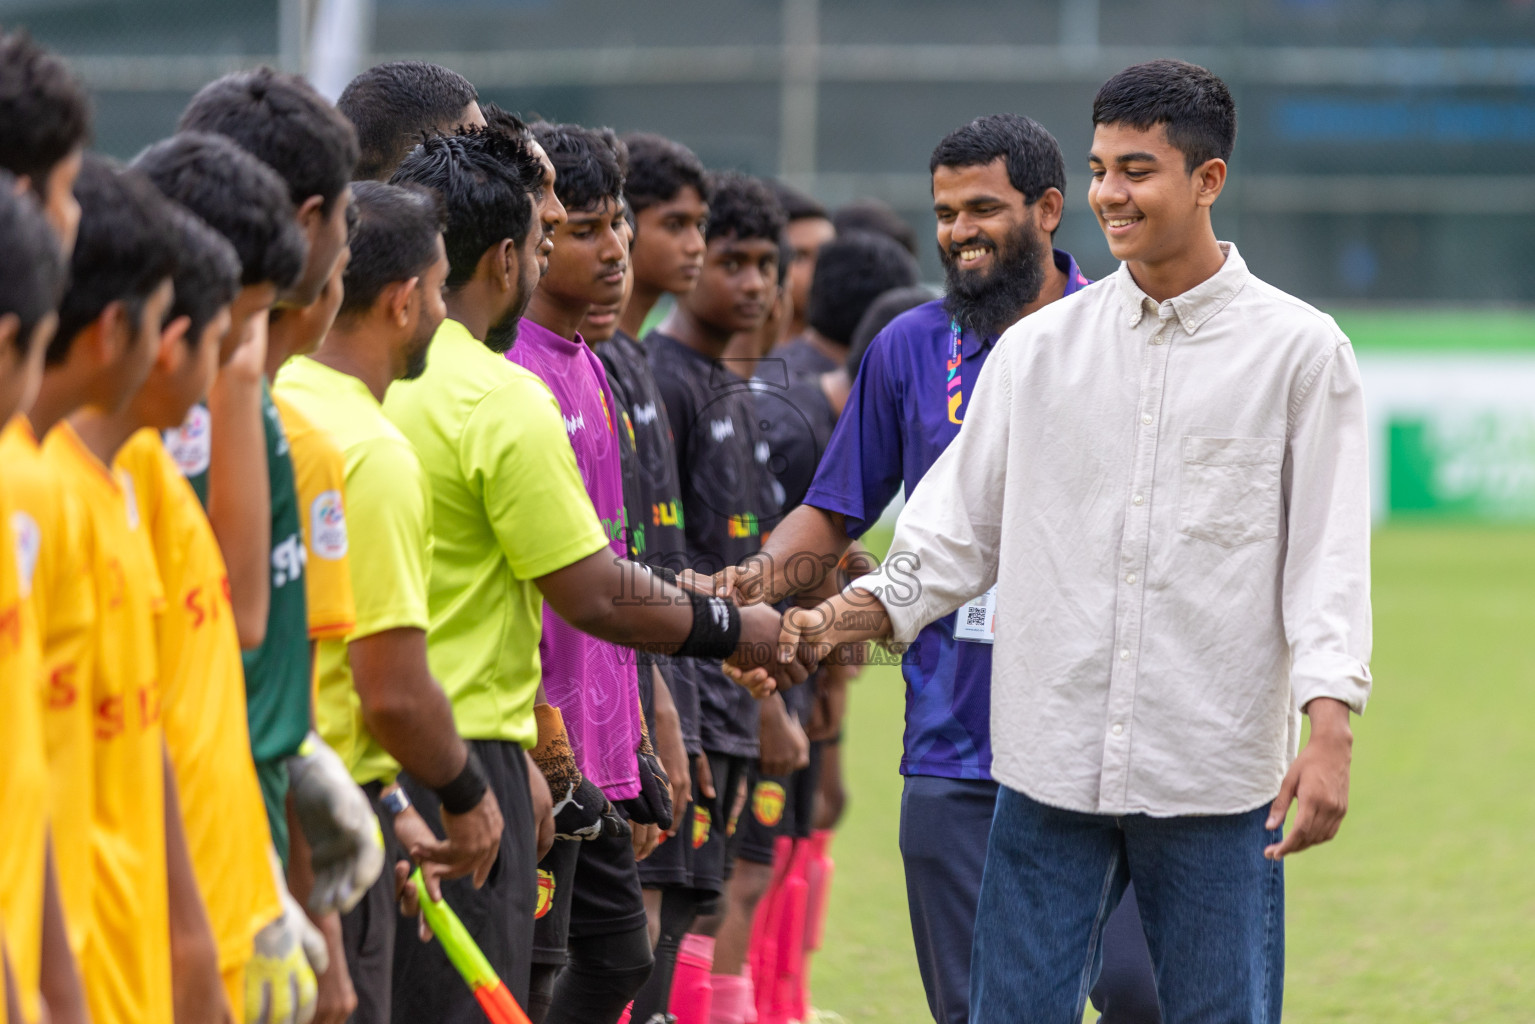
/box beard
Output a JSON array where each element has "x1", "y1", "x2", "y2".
[
  {"x1": 482, "y1": 267, "x2": 538, "y2": 354},
  {"x1": 402, "y1": 332, "x2": 431, "y2": 380},
  {"x1": 939, "y1": 214, "x2": 1049, "y2": 336}
]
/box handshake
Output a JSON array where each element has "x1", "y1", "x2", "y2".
[{"x1": 679, "y1": 562, "x2": 869, "y2": 700}]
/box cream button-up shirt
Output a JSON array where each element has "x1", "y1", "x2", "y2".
[{"x1": 852, "y1": 243, "x2": 1373, "y2": 817}]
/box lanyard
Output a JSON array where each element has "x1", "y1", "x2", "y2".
[{"x1": 945, "y1": 318, "x2": 964, "y2": 425}]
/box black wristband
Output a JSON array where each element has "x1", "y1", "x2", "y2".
[
  {"x1": 433, "y1": 749, "x2": 489, "y2": 815},
  {"x1": 676, "y1": 591, "x2": 741, "y2": 660},
  {"x1": 649, "y1": 564, "x2": 678, "y2": 587}
]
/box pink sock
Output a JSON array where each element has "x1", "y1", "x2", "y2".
[
  {"x1": 709, "y1": 973, "x2": 753, "y2": 1024},
  {"x1": 670, "y1": 934, "x2": 716, "y2": 1024}
]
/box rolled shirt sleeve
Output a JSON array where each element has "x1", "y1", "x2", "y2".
[
  {"x1": 1282, "y1": 334, "x2": 1374, "y2": 715},
  {"x1": 849, "y1": 347, "x2": 1009, "y2": 644}
]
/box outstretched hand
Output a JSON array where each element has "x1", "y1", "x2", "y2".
[{"x1": 726, "y1": 603, "x2": 818, "y2": 696}]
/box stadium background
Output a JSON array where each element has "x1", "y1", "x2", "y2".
[{"x1": 8, "y1": 0, "x2": 1534, "y2": 1018}]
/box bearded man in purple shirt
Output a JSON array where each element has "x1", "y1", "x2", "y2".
[{"x1": 710, "y1": 115, "x2": 1161, "y2": 1024}]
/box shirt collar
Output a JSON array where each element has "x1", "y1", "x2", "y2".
[
  {"x1": 1117, "y1": 241, "x2": 1249, "y2": 334},
  {"x1": 515, "y1": 316, "x2": 585, "y2": 357},
  {"x1": 961, "y1": 248, "x2": 1091, "y2": 359}
]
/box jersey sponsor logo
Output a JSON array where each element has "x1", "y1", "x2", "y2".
[
  {"x1": 752, "y1": 781, "x2": 786, "y2": 827},
  {"x1": 12, "y1": 510, "x2": 39, "y2": 599},
  {"x1": 598, "y1": 390, "x2": 614, "y2": 435},
  {"x1": 535, "y1": 869, "x2": 556, "y2": 919},
  {"x1": 563, "y1": 410, "x2": 586, "y2": 437},
  {"x1": 620, "y1": 409, "x2": 636, "y2": 450},
  {"x1": 46, "y1": 663, "x2": 79, "y2": 710},
  {"x1": 632, "y1": 402, "x2": 659, "y2": 427},
  {"x1": 726, "y1": 513, "x2": 759, "y2": 539},
  {"x1": 163, "y1": 404, "x2": 212, "y2": 477},
  {"x1": 309, "y1": 489, "x2": 348, "y2": 560},
  {"x1": 95, "y1": 680, "x2": 161, "y2": 739},
  {"x1": 709, "y1": 417, "x2": 736, "y2": 443},
  {"x1": 691, "y1": 804, "x2": 711, "y2": 849},
  {"x1": 755, "y1": 441, "x2": 771, "y2": 465},
  {"x1": 651, "y1": 500, "x2": 681, "y2": 528},
  {"x1": 271, "y1": 532, "x2": 306, "y2": 588}
]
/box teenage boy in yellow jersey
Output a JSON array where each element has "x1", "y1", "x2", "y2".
[
  {"x1": 131, "y1": 130, "x2": 332, "y2": 1024},
  {"x1": 36, "y1": 154, "x2": 226, "y2": 1024},
  {"x1": 278, "y1": 179, "x2": 508, "y2": 1024},
  {"x1": 0, "y1": 33, "x2": 93, "y2": 1024},
  {"x1": 0, "y1": 179, "x2": 83, "y2": 1024}
]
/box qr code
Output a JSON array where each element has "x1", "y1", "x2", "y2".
[{"x1": 965, "y1": 605, "x2": 988, "y2": 628}]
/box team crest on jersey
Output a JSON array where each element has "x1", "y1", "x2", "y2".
[
  {"x1": 691, "y1": 804, "x2": 711, "y2": 849},
  {"x1": 163, "y1": 404, "x2": 212, "y2": 477},
  {"x1": 535, "y1": 869, "x2": 556, "y2": 919},
  {"x1": 752, "y1": 781, "x2": 786, "y2": 827},
  {"x1": 11, "y1": 511, "x2": 39, "y2": 599},
  {"x1": 309, "y1": 489, "x2": 348, "y2": 560},
  {"x1": 621, "y1": 409, "x2": 636, "y2": 449}
]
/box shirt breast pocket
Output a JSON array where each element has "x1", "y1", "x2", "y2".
[{"x1": 1178, "y1": 436, "x2": 1283, "y2": 548}]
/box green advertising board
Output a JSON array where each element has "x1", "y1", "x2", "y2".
[{"x1": 1389, "y1": 413, "x2": 1535, "y2": 520}]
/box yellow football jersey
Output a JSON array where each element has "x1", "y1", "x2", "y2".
[
  {"x1": 0, "y1": 418, "x2": 97, "y2": 962},
  {"x1": 272, "y1": 394, "x2": 355, "y2": 644},
  {"x1": 44, "y1": 423, "x2": 173, "y2": 1024},
  {"x1": 116, "y1": 429, "x2": 282, "y2": 985},
  {"x1": 0, "y1": 428, "x2": 49, "y2": 1024}
]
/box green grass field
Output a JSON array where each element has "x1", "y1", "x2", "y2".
[{"x1": 808, "y1": 525, "x2": 1535, "y2": 1022}]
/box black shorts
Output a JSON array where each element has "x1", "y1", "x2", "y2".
[
  {"x1": 731, "y1": 742, "x2": 823, "y2": 866},
  {"x1": 533, "y1": 818, "x2": 649, "y2": 964},
  {"x1": 688, "y1": 750, "x2": 753, "y2": 897},
  {"x1": 392, "y1": 739, "x2": 537, "y2": 1021},
  {"x1": 340, "y1": 782, "x2": 401, "y2": 1024}
]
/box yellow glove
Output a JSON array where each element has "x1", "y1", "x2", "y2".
[{"x1": 246, "y1": 850, "x2": 324, "y2": 1024}]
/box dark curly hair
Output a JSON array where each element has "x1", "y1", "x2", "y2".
[
  {"x1": 0, "y1": 31, "x2": 91, "y2": 187},
  {"x1": 133, "y1": 131, "x2": 306, "y2": 292},
  {"x1": 531, "y1": 122, "x2": 625, "y2": 213},
  {"x1": 180, "y1": 67, "x2": 359, "y2": 213},
  {"x1": 390, "y1": 126, "x2": 543, "y2": 288},
  {"x1": 703, "y1": 170, "x2": 784, "y2": 246},
  {"x1": 621, "y1": 132, "x2": 710, "y2": 215}
]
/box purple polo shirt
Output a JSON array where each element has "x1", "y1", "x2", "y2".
[
  {"x1": 509, "y1": 318, "x2": 640, "y2": 800},
  {"x1": 802, "y1": 249, "x2": 1090, "y2": 780}
]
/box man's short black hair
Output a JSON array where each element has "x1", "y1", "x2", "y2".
[
  {"x1": 0, "y1": 172, "x2": 67, "y2": 345},
  {"x1": 0, "y1": 31, "x2": 91, "y2": 187},
  {"x1": 1092, "y1": 60, "x2": 1236, "y2": 173},
  {"x1": 480, "y1": 102, "x2": 530, "y2": 140},
  {"x1": 929, "y1": 114, "x2": 1067, "y2": 208},
  {"x1": 180, "y1": 67, "x2": 359, "y2": 213},
  {"x1": 621, "y1": 132, "x2": 710, "y2": 216},
  {"x1": 338, "y1": 60, "x2": 479, "y2": 181},
  {"x1": 832, "y1": 198, "x2": 917, "y2": 255},
  {"x1": 807, "y1": 231, "x2": 921, "y2": 346},
  {"x1": 340, "y1": 181, "x2": 445, "y2": 318},
  {"x1": 770, "y1": 180, "x2": 827, "y2": 223},
  {"x1": 133, "y1": 132, "x2": 306, "y2": 292},
  {"x1": 531, "y1": 121, "x2": 625, "y2": 213},
  {"x1": 846, "y1": 284, "x2": 936, "y2": 380},
  {"x1": 703, "y1": 171, "x2": 784, "y2": 246},
  {"x1": 53, "y1": 155, "x2": 179, "y2": 364},
  {"x1": 389, "y1": 126, "x2": 542, "y2": 289},
  {"x1": 163, "y1": 202, "x2": 241, "y2": 345}
]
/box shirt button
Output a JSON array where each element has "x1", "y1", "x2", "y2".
[
  {"x1": 1112, "y1": 723, "x2": 1124, "y2": 736},
  {"x1": 1119, "y1": 648, "x2": 1130, "y2": 661},
  {"x1": 1142, "y1": 414, "x2": 1153, "y2": 425},
  {"x1": 1125, "y1": 573, "x2": 1137, "y2": 584},
  {"x1": 1132, "y1": 494, "x2": 1144, "y2": 506},
  {"x1": 1151, "y1": 337, "x2": 1164, "y2": 345}
]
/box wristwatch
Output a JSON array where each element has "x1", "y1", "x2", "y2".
[{"x1": 380, "y1": 785, "x2": 411, "y2": 816}]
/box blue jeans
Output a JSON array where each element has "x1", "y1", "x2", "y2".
[
  {"x1": 901, "y1": 777, "x2": 1161, "y2": 1024},
  {"x1": 971, "y1": 786, "x2": 1284, "y2": 1024}
]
